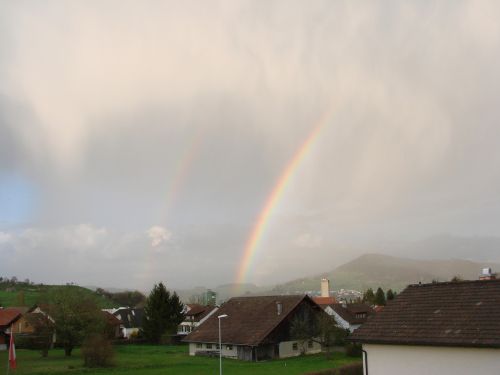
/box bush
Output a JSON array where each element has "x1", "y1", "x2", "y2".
[
  {"x1": 345, "y1": 343, "x2": 362, "y2": 357},
  {"x1": 81, "y1": 334, "x2": 115, "y2": 368},
  {"x1": 304, "y1": 362, "x2": 363, "y2": 375}
]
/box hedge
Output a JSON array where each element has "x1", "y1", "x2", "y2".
[{"x1": 303, "y1": 361, "x2": 363, "y2": 375}]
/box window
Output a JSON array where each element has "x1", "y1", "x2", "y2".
[
  {"x1": 216, "y1": 344, "x2": 220, "y2": 349},
  {"x1": 206, "y1": 344, "x2": 212, "y2": 349},
  {"x1": 292, "y1": 343, "x2": 298, "y2": 351},
  {"x1": 308, "y1": 340, "x2": 313, "y2": 349},
  {"x1": 226, "y1": 345, "x2": 233, "y2": 350},
  {"x1": 196, "y1": 343, "x2": 202, "y2": 349}
]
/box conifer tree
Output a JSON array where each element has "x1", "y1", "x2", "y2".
[
  {"x1": 386, "y1": 289, "x2": 395, "y2": 301},
  {"x1": 142, "y1": 282, "x2": 184, "y2": 344},
  {"x1": 362, "y1": 288, "x2": 375, "y2": 304},
  {"x1": 374, "y1": 287, "x2": 386, "y2": 306}
]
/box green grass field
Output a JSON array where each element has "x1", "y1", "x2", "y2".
[
  {"x1": 0, "y1": 345, "x2": 360, "y2": 375},
  {"x1": 0, "y1": 285, "x2": 116, "y2": 309}
]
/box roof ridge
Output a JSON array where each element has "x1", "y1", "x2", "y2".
[{"x1": 408, "y1": 279, "x2": 500, "y2": 288}]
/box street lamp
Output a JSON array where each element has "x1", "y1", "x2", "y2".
[{"x1": 218, "y1": 314, "x2": 228, "y2": 375}]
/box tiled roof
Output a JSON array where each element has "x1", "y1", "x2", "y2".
[
  {"x1": 312, "y1": 296, "x2": 337, "y2": 306},
  {"x1": 330, "y1": 303, "x2": 373, "y2": 324},
  {"x1": 349, "y1": 279, "x2": 500, "y2": 348},
  {"x1": 3, "y1": 306, "x2": 30, "y2": 315},
  {"x1": 183, "y1": 295, "x2": 314, "y2": 346},
  {"x1": 0, "y1": 310, "x2": 21, "y2": 327},
  {"x1": 102, "y1": 311, "x2": 121, "y2": 326},
  {"x1": 185, "y1": 304, "x2": 216, "y2": 319}
]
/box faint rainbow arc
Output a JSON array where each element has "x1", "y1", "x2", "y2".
[{"x1": 235, "y1": 109, "x2": 333, "y2": 285}]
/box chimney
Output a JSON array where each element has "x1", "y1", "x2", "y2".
[
  {"x1": 321, "y1": 278, "x2": 330, "y2": 298},
  {"x1": 276, "y1": 301, "x2": 282, "y2": 316},
  {"x1": 479, "y1": 268, "x2": 497, "y2": 280}
]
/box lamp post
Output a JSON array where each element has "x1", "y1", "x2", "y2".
[{"x1": 218, "y1": 314, "x2": 228, "y2": 375}]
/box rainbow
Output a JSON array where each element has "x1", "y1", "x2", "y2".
[
  {"x1": 235, "y1": 108, "x2": 334, "y2": 286},
  {"x1": 155, "y1": 130, "x2": 204, "y2": 224}
]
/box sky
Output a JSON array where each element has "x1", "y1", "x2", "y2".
[{"x1": 1, "y1": 1, "x2": 500, "y2": 291}]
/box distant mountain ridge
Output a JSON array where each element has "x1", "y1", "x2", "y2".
[{"x1": 271, "y1": 253, "x2": 500, "y2": 293}]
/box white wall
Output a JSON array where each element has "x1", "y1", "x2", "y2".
[
  {"x1": 188, "y1": 342, "x2": 238, "y2": 358},
  {"x1": 363, "y1": 344, "x2": 500, "y2": 375},
  {"x1": 279, "y1": 340, "x2": 322, "y2": 358}
]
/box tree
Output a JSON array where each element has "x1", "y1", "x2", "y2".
[
  {"x1": 386, "y1": 289, "x2": 395, "y2": 301},
  {"x1": 43, "y1": 287, "x2": 104, "y2": 356},
  {"x1": 142, "y1": 282, "x2": 184, "y2": 344},
  {"x1": 290, "y1": 309, "x2": 347, "y2": 358},
  {"x1": 81, "y1": 334, "x2": 114, "y2": 368},
  {"x1": 25, "y1": 313, "x2": 55, "y2": 357},
  {"x1": 374, "y1": 287, "x2": 386, "y2": 306},
  {"x1": 96, "y1": 288, "x2": 146, "y2": 308},
  {"x1": 362, "y1": 288, "x2": 375, "y2": 305}
]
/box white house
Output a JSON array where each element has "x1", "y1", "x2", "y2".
[
  {"x1": 324, "y1": 303, "x2": 373, "y2": 332},
  {"x1": 177, "y1": 304, "x2": 218, "y2": 335},
  {"x1": 112, "y1": 307, "x2": 143, "y2": 338},
  {"x1": 349, "y1": 278, "x2": 500, "y2": 375}
]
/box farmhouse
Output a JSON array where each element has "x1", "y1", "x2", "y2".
[
  {"x1": 183, "y1": 295, "x2": 324, "y2": 361},
  {"x1": 349, "y1": 278, "x2": 500, "y2": 375}
]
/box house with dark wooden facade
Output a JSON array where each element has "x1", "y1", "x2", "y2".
[{"x1": 183, "y1": 295, "x2": 324, "y2": 361}]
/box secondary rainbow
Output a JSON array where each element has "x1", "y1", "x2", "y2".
[{"x1": 235, "y1": 108, "x2": 334, "y2": 285}]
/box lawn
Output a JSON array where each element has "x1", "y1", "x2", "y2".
[{"x1": 0, "y1": 345, "x2": 360, "y2": 375}]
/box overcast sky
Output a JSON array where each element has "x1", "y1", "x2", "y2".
[{"x1": 1, "y1": 1, "x2": 500, "y2": 291}]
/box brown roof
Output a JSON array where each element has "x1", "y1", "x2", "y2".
[
  {"x1": 312, "y1": 296, "x2": 337, "y2": 306},
  {"x1": 350, "y1": 279, "x2": 500, "y2": 348},
  {"x1": 183, "y1": 295, "x2": 313, "y2": 346},
  {"x1": 330, "y1": 303, "x2": 374, "y2": 324},
  {"x1": 0, "y1": 310, "x2": 21, "y2": 327},
  {"x1": 3, "y1": 306, "x2": 31, "y2": 315},
  {"x1": 102, "y1": 311, "x2": 122, "y2": 326},
  {"x1": 185, "y1": 304, "x2": 216, "y2": 321}
]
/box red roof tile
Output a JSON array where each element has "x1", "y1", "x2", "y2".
[
  {"x1": 312, "y1": 296, "x2": 337, "y2": 305},
  {"x1": 0, "y1": 310, "x2": 21, "y2": 327}
]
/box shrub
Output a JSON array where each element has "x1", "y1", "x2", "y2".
[
  {"x1": 81, "y1": 334, "x2": 115, "y2": 368},
  {"x1": 345, "y1": 342, "x2": 362, "y2": 357},
  {"x1": 304, "y1": 362, "x2": 363, "y2": 375}
]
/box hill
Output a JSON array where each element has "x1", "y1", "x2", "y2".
[
  {"x1": 272, "y1": 253, "x2": 500, "y2": 293},
  {"x1": 0, "y1": 282, "x2": 118, "y2": 309}
]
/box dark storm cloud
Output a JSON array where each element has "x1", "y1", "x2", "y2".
[{"x1": 0, "y1": 1, "x2": 499, "y2": 288}]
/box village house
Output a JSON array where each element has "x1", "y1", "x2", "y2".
[
  {"x1": 111, "y1": 307, "x2": 144, "y2": 338},
  {"x1": 0, "y1": 309, "x2": 22, "y2": 351},
  {"x1": 325, "y1": 302, "x2": 374, "y2": 332},
  {"x1": 349, "y1": 276, "x2": 500, "y2": 375},
  {"x1": 183, "y1": 295, "x2": 324, "y2": 361},
  {"x1": 177, "y1": 304, "x2": 218, "y2": 336}
]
